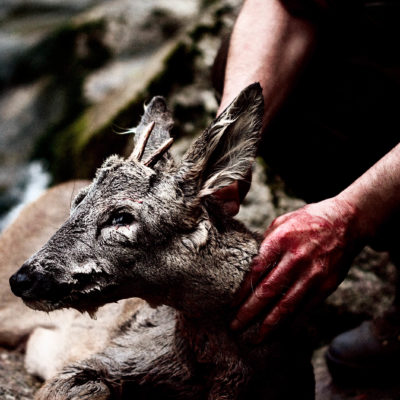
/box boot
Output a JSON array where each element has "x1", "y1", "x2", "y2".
[{"x1": 326, "y1": 307, "x2": 400, "y2": 383}]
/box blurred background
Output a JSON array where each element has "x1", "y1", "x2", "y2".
[
  {"x1": 0, "y1": 0, "x2": 399, "y2": 399},
  {"x1": 0, "y1": 0, "x2": 239, "y2": 231}
]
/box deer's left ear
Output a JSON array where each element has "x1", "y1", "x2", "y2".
[{"x1": 178, "y1": 83, "x2": 264, "y2": 199}]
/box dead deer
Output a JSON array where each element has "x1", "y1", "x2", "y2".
[{"x1": 10, "y1": 83, "x2": 314, "y2": 400}]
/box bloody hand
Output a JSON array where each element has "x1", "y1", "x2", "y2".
[{"x1": 231, "y1": 197, "x2": 363, "y2": 342}]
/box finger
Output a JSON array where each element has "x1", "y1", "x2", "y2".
[
  {"x1": 232, "y1": 243, "x2": 281, "y2": 307},
  {"x1": 213, "y1": 182, "x2": 240, "y2": 216},
  {"x1": 231, "y1": 254, "x2": 295, "y2": 330},
  {"x1": 256, "y1": 273, "x2": 315, "y2": 342}
]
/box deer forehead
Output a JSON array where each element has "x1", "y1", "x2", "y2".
[{"x1": 73, "y1": 161, "x2": 180, "y2": 220}]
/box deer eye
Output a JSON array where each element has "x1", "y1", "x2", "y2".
[{"x1": 110, "y1": 212, "x2": 134, "y2": 226}]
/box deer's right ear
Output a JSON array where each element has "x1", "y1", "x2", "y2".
[{"x1": 178, "y1": 83, "x2": 264, "y2": 201}]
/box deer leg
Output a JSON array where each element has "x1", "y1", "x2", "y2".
[
  {"x1": 35, "y1": 340, "x2": 195, "y2": 400},
  {"x1": 35, "y1": 363, "x2": 114, "y2": 400},
  {"x1": 36, "y1": 306, "x2": 196, "y2": 400}
]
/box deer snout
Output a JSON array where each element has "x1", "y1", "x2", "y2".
[
  {"x1": 10, "y1": 263, "x2": 59, "y2": 301},
  {"x1": 9, "y1": 267, "x2": 33, "y2": 297}
]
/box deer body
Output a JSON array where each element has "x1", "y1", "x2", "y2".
[{"x1": 10, "y1": 84, "x2": 315, "y2": 399}]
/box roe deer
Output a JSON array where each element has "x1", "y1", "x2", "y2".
[{"x1": 10, "y1": 83, "x2": 314, "y2": 399}]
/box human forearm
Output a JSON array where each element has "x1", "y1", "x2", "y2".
[
  {"x1": 337, "y1": 143, "x2": 400, "y2": 243},
  {"x1": 218, "y1": 0, "x2": 316, "y2": 126}
]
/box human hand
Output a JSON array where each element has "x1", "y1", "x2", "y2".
[
  {"x1": 213, "y1": 170, "x2": 252, "y2": 216},
  {"x1": 231, "y1": 197, "x2": 363, "y2": 342}
]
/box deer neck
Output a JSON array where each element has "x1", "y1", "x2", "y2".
[{"x1": 169, "y1": 217, "x2": 261, "y2": 321}]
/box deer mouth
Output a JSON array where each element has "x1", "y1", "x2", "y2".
[
  {"x1": 23, "y1": 286, "x2": 114, "y2": 316},
  {"x1": 22, "y1": 273, "x2": 121, "y2": 315}
]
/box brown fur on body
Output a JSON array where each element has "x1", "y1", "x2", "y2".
[{"x1": 10, "y1": 84, "x2": 315, "y2": 399}]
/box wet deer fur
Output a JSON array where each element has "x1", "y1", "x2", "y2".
[{"x1": 10, "y1": 84, "x2": 314, "y2": 400}]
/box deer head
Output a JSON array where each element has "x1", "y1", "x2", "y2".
[{"x1": 9, "y1": 83, "x2": 263, "y2": 316}]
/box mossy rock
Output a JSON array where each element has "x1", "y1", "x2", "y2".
[
  {"x1": 36, "y1": 38, "x2": 197, "y2": 181},
  {"x1": 32, "y1": 0, "x2": 239, "y2": 182}
]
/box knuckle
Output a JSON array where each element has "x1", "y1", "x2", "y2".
[
  {"x1": 263, "y1": 311, "x2": 282, "y2": 328},
  {"x1": 281, "y1": 293, "x2": 297, "y2": 311},
  {"x1": 309, "y1": 263, "x2": 328, "y2": 281},
  {"x1": 293, "y1": 248, "x2": 308, "y2": 260},
  {"x1": 238, "y1": 300, "x2": 258, "y2": 320},
  {"x1": 309, "y1": 268, "x2": 324, "y2": 281},
  {"x1": 256, "y1": 280, "x2": 277, "y2": 299},
  {"x1": 277, "y1": 303, "x2": 293, "y2": 317}
]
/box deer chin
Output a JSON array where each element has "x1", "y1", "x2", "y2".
[
  {"x1": 23, "y1": 297, "x2": 100, "y2": 319},
  {"x1": 23, "y1": 299, "x2": 64, "y2": 313}
]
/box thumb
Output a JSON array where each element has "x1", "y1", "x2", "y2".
[
  {"x1": 213, "y1": 169, "x2": 253, "y2": 216},
  {"x1": 213, "y1": 182, "x2": 241, "y2": 216}
]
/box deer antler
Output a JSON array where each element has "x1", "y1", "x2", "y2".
[
  {"x1": 129, "y1": 121, "x2": 155, "y2": 161},
  {"x1": 143, "y1": 138, "x2": 174, "y2": 167}
]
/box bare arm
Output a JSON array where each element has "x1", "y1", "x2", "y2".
[
  {"x1": 337, "y1": 144, "x2": 400, "y2": 242},
  {"x1": 217, "y1": 0, "x2": 316, "y2": 126}
]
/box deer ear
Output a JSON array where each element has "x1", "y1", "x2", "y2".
[
  {"x1": 179, "y1": 83, "x2": 263, "y2": 199},
  {"x1": 129, "y1": 96, "x2": 174, "y2": 168}
]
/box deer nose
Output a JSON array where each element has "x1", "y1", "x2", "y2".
[
  {"x1": 9, "y1": 264, "x2": 40, "y2": 299},
  {"x1": 10, "y1": 271, "x2": 32, "y2": 297}
]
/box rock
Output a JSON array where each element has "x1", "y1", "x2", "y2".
[
  {"x1": 327, "y1": 248, "x2": 396, "y2": 319},
  {"x1": 41, "y1": 39, "x2": 188, "y2": 182},
  {"x1": 33, "y1": 0, "x2": 242, "y2": 183},
  {"x1": 0, "y1": 0, "x2": 104, "y2": 16},
  {"x1": 0, "y1": 348, "x2": 41, "y2": 400},
  {"x1": 0, "y1": 79, "x2": 67, "y2": 219},
  {"x1": 75, "y1": 0, "x2": 201, "y2": 57},
  {"x1": 0, "y1": 2, "x2": 108, "y2": 87}
]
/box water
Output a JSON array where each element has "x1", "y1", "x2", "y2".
[{"x1": 0, "y1": 161, "x2": 50, "y2": 232}]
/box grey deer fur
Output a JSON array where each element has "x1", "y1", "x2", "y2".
[
  {"x1": 10, "y1": 83, "x2": 314, "y2": 400},
  {"x1": 0, "y1": 180, "x2": 144, "y2": 380}
]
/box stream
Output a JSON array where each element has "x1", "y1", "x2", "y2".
[{"x1": 0, "y1": 160, "x2": 50, "y2": 232}]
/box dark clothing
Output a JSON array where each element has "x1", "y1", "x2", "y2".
[
  {"x1": 281, "y1": 0, "x2": 397, "y2": 18},
  {"x1": 262, "y1": 0, "x2": 400, "y2": 203}
]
